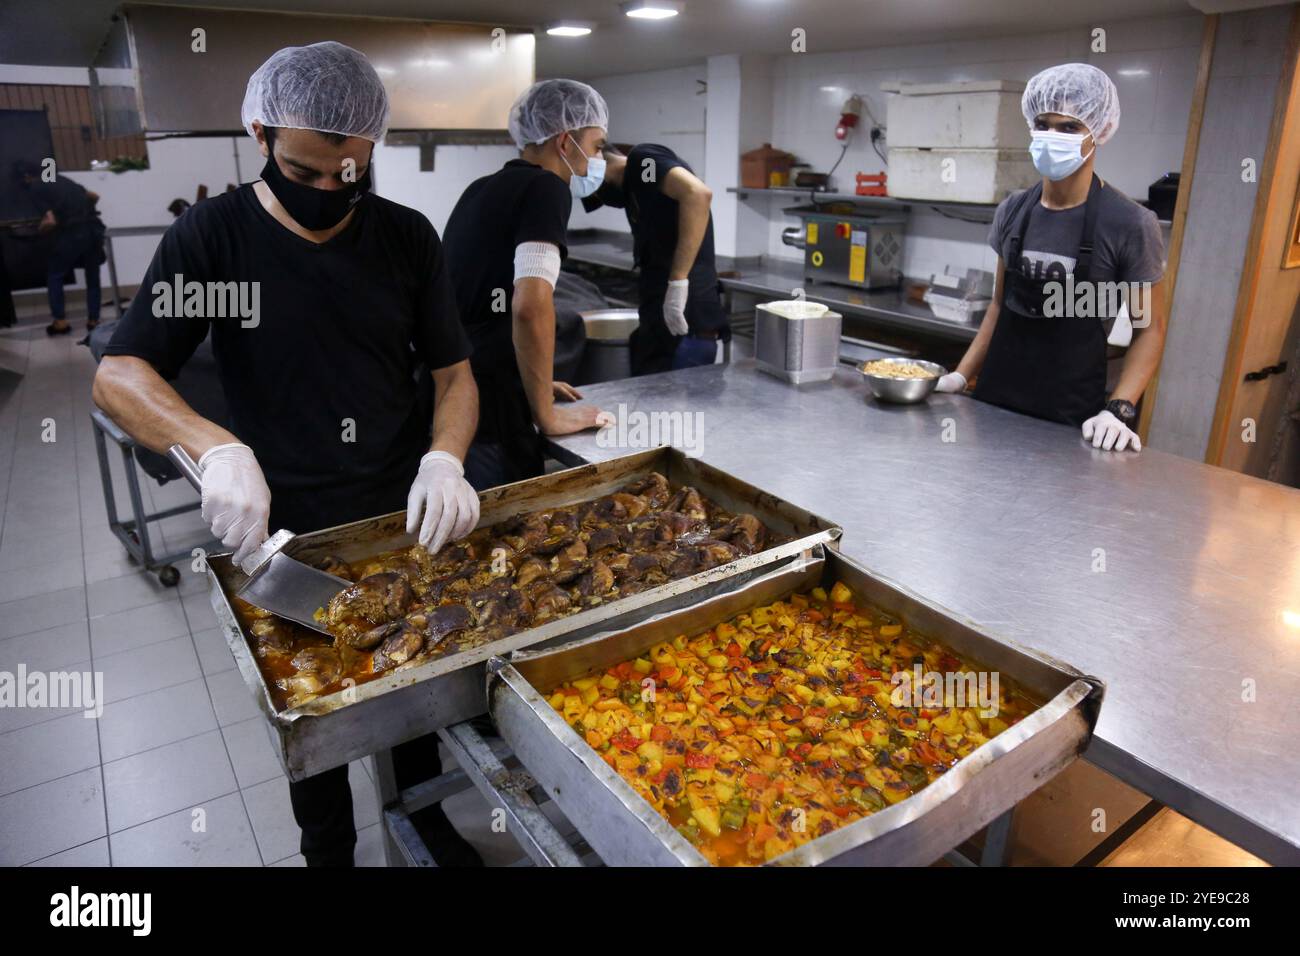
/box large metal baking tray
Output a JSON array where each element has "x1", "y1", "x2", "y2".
[
  {"x1": 206, "y1": 447, "x2": 841, "y2": 781},
  {"x1": 488, "y1": 546, "x2": 1104, "y2": 866}
]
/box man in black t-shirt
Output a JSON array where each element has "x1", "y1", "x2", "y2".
[
  {"x1": 581, "y1": 143, "x2": 728, "y2": 375},
  {"x1": 444, "y1": 79, "x2": 611, "y2": 489},
  {"x1": 93, "y1": 43, "x2": 483, "y2": 866},
  {"x1": 14, "y1": 161, "x2": 105, "y2": 336}
]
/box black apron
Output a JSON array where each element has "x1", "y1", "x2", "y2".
[{"x1": 974, "y1": 175, "x2": 1107, "y2": 427}]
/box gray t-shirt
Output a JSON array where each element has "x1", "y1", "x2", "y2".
[{"x1": 988, "y1": 181, "x2": 1165, "y2": 317}]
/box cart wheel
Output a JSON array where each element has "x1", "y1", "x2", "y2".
[{"x1": 157, "y1": 565, "x2": 180, "y2": 587}]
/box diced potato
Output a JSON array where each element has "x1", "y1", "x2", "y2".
[
  {"x1": 882, "y1": 780, "x2": 911, "y2": 804},
  {"x1": 694, "y1": 806, "x2": 722, "y2": 838},
  {"x1": 880, "y1": 624, "x2": 902, "y2": 637},
  {"x1": 637, "y1": 741, "x2": 664, "y2": 763},
  {"x1": 580, "y1": 686, "x2": 600, "y2": 706},
  {"x1": 829, "y1": 582, "x2": 853, "y2": 604},
  {"x1": 933, "y1": 711, "x2": 962, "y2": 734}
]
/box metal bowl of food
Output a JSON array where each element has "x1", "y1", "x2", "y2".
[{"x1": 858, "y1": 357, "x2": 947, "y2": 404}]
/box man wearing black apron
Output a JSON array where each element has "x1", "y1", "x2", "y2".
[
  {"x1": 444, "y1": 79, "x2": 611, "y2": 490},
  {"x1": 580, "y1": 144, "x2": 730, "y2": 375},
  {"x1": 935, "y1": 64, "x2": 1167, "y2": 452},
  {"x1": 93, "y1": 43, "x2": 484, "y2": 866}
]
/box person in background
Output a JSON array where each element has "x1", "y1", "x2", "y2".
[
  {"x1": 934, "y1": 63, "x2": 1166, "y2": 452},
  {"x1": 443, "y1": 79, "x2": 610, "y2": 490},
  {"x1": 582, "y1": 144, "x2": 728, "y2": 374},
  {"x1": 14, "y1": 159, "x2": 105, "y2": 336},
  {"x1": 93, "y1": 42, "x2": 483, "y2": 866}
]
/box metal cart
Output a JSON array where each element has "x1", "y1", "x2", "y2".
[{"x1": 90, "y1": 405, "x2": 208, "y2": 587}]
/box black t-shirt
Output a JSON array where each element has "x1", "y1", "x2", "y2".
[
  {"x1": 442, "y1": 159, "x2": 570, "y2": 460},
  {"x1": 30, "y1": 176, "x2": 95, "y2": 229},
  {"x1": 620, "y1": 144, "x2": 724, "y2": 332},
  {"x1": 989, "y1": 182, "x2": 1165, "y2": 317},
  {"x1": 103, "y1": 185, "x2": 472, "y2": 498}
]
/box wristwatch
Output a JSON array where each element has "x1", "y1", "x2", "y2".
[{"x1": 1105, "y1": 398, "x2": 1138, "y2": 428}]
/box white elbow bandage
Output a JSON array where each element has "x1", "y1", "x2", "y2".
[{"x1": 513, "y1": 241, "x2": 561, "y2": 288}]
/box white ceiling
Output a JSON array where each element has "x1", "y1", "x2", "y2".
[{"x1": 0, "y1": 0, "x2": 1203, "y2": 79}]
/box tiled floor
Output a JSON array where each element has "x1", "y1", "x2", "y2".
[{"x1": 0, "y1": 299, "x2": 539, "y2": 867}]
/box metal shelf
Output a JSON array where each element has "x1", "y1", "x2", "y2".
[{"x1": 727, "y1": 185, "x2": 999, "y2": 218}]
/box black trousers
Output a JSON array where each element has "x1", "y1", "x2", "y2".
[
  {"x1": 272, "y1": 465, "x2": 455, "y2": 866},
  {"x1": 288, "y1": 735, "x2": 444, "y2": 866}
]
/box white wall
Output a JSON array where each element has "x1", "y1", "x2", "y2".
[
  {"x1": 765, "y1": 13, "x2": 1204, "y2": 279},
  {"x1": 371, "y1": 141, "x2": 518, "y2": 234}
]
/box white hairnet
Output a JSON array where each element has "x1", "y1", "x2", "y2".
[
  {"x1": 508, "y1": 79, "x2": 609, "y2": 149},
  {"x1": 241, "y1": 42, "x2": 390, "y2": 143},
  {"x1": 1021, "y1": 63, "x2": 1121, "y2": 146}
]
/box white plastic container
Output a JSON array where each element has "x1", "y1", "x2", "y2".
[
  {"x1": 882, "y1": 80, "x2": 1028, "y2": 150},
  {"x1": 887, "y1": 146, "x2": 1038, "y2": 204}
]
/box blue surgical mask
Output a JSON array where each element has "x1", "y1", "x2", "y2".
[
  {"x1": 1029, "y1": 130, "x2": 1094, "y2": 181},
  {"x1": 561, "y1": 134, "x2": 606, "y2": 199}
]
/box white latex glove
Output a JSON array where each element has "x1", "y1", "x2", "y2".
[
  {"x1": 934, "y1": 371, "x2": 967, "y2": 393},
  {"x1": 198, "y1": 443, "x2": 271, "y2": 566},
  {"x1": 1081, "y1": 410, "x2": 1142, "y2": 452},
  {"x1": 406, "y1": 451, "x2": 480, "y2": 553},
  {"x1": 663, "y1": 279, "x2": 690, "y2": 337}
]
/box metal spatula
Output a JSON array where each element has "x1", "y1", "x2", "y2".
[{"x1": 168, "y1": 445, "x2": 349, "y2": 635}]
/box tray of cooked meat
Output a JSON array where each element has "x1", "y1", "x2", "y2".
[
  {"x1": 487, "y1": 545, "x2": 1103, "y2": 866},
  {"x1": 205, "y1": 448, "x2": 841, "y2": 781}
]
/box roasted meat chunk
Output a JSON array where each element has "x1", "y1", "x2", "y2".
[
  {"x1": 324, "y1": 572, "x2": 414, "y2": 646},
  {"x1": 371, "y1": 621, "x2": 424, "y2": 672},
  {"x1": 255, "y1": 470, "x2": 784, "y2": 711}
]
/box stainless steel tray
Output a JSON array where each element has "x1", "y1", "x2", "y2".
[
  {"x1": 206, "y1": 447, "x2": 842, "y2": 781},
  {"x1": 488, "y1": 546, "x2": 1104, "y2": 866}
]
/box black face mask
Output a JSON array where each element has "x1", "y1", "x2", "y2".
[
  {"x1": 581, "y1": 180, "x2": 626, "y2": 213},
  {"x1": 260, "y1": 152, "x2": 372, "y2": 231}
]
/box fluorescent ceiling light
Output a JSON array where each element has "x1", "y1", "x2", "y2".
[
  {"x1": 547, "y1": 23, "x2": 593, "y2": 37},
  {"x1": 622, "y1": 2, "x2": 683, "y2": 20}
]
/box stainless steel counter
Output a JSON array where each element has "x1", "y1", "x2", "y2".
[
  {"x1": 546, "y1": 360, "x2": 1300, "y2": 864},
  {"x1": 566, "y1": 229, "x2": 979, "y2": 343}
]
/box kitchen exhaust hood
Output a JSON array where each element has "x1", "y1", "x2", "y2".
[{"x1": 90, "y1": 4, "x2": 535, "y2": 141}]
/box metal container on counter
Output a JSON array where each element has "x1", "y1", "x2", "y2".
[
  {"x1": 204, "y1": 448, "x2": 842, "y2": 781},
  {"x1": 575, "y1": 308, "x2": 639, "y2": 384},
  {"x1": 754, "y1": 299, "x2": 843, "y2": 384},
  {"x1": 488, "y1": 545, "x2": 1104, "y2": 866}
]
